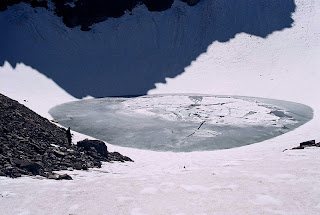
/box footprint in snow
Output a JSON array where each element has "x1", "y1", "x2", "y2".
[{"x1": 0, "y1": 191, "x2": 16, "y2": 198}]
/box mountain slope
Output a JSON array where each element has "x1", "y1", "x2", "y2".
[
  {"x1": 1, "y1": 0, "x2": 320, "y2": 214},
  {"x1": 0, "y1": 93, "x2": 132, "y2": 178},
  {"x1": 0, "y1": 0, "x2": 295, "y2": 98}
]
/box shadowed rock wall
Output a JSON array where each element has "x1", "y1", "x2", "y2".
[
  {"x1": 0, "y1": 0, "x2": 295, "y2": 98},
  {"x1": 1, "y1": 0, "x2": 199, "y2": 30}
]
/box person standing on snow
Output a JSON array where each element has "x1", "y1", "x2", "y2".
[{"x1": 66, "y1": 127, "x2": 72, "y2": 145}]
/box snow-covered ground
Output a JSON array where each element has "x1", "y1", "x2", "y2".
[
  {"x1": 1, "y1": 0, "x2": 320, "y2": 214},
  {"x1": 0, "y1": 61, "x2": 76, "y2": 119}
]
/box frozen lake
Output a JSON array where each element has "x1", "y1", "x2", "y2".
[{"x1": 49, "y1": 95, "x2": 313, "y2": 152}]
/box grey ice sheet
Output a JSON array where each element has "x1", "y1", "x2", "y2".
[{"x1": 49, "y1": 95, "x2": 313, "y2": 152}]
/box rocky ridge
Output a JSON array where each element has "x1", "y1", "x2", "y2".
[
  {"x1": 0, "y1": 0, "x2": 200, "y2": 31},
  {"x1": 0, "y1": 93, "x2": 132, "y2": 179}
]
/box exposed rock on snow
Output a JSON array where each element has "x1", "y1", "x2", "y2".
[
  {"x1": 77, "y1": 139, "x2": 109, "y2": 158},
  {"x1": 291, "y1": 140, "x2": 320, "y2": 150},
  {"x1": 77, "y1": 139, "x2": 133, "y2": 162},
  {"x1": 0, "y1": 93, "x2": 132, "y2": 179},
  {"x1": 56, "y1": 173, "x2": 72, "y2": 180}
]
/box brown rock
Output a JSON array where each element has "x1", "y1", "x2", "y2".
[{"x1": 56, "y1": 174, "x2": 72, "y2": 180}]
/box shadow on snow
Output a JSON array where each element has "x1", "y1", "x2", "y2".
[{"x1": 0, "y1": 0, "x2": 295, "y2": 98}]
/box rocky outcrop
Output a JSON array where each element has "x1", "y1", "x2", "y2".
[
  {"x1": 0, "y1": 0, "x2": 201, "y2": 31},
  {"x1": 77, "y1": 139, "x2": 132, "y2": 162},
  {"x1": 181, "y1": 0, "x2": 200, "y2": 6},
  {"x1": 0, "y1": 0, "x2": 48, "y2": 11},
  {"x1": 77, "y1": 139, "x2": 109, "y2": 158},
  {"x1": 0, "y1": 93, "x2": 132, "y2": 179},
  {"x1": 292, "y1": 140, "x2": 320, "y2": 150}
]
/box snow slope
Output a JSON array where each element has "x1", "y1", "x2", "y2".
[
  {"x1": 1, "y1": 0, "x2": 320, "y2": 214},
  {"x1": 0, "y1": 61, "x2": 76, "y2": 119},
  {"x1": 0, "y1": 0, "x2": 296, "y2": 98}
]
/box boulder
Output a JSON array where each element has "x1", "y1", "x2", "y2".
[
  {"x1": 53, "y1": 148, "x2": 66, "y2": 157},
  {"x1": 300, "y1": 140, "x2": 316, "y2": 147},
  {"x1": 74, "y1": 163, "x2": 82, "y2": 170},
  {"x1": 20, "y1": 161, "x2": 43, "y2": 175},
  {"x1": 56, "y1": 174, "x2": 73, "y2": 180},
  {"x1": 291, "y1": 140, "x2": 317, "y2": 150},
  {"x1": 48, "y1": 174, "x2": 58, "y2": 180},
  {"x1": 109, "y1": 152, "x2": 133, "y2": 162},
  {"x1": 292, "y1": 146, "x2": 304, "y2": 150},
  {"x1": 77, "y1": 139, "x2": 108, "y2": 158}
]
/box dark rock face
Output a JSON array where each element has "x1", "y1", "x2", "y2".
[
  {"x1": 0, "y1": 1, "x2": 296, "y2": 98},
  {"x1": 56, "y1": 173, "x2": 72, "y2": 180},
  {"x1": 291, "y1": 140, "x2": 319, "y2": 150},
  {"x1": 0, "y1": 0, "x2": 200, "y2": 30},
  {"x1": 0, "y1": 0, "x2": 48, "y2": 11},
  {"x1": 181, "y1": 0, "x2": 200, "y2": 6},
  {"x1": 0, "y1": 93, "x2": 132, "y2": 179},
  {"x1": 77, "y1": 139, "x2": 133, "y2": 162},
  {"x1": 299, "y1": 140, "x2": 316, "y2": 147},
  {"x1": 109, "y1": 151, "x2": 133, "y2": 162},
  {"x1": 77, "y1": 139, "x2": 109, "y2": 158}
]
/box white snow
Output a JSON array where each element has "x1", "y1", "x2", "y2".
[
  {"x1": 251, "y1": 194, "x2": 283, "y2": 206},
  {"x1": 0, "y1": 61, "x2": 76, "y2": 119},
  {"x1": 1, "y1": 0, "x2": 320, "y2": 214}
]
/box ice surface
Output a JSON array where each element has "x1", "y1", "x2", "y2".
[{"x1": 49, "y1": 94, "x2": 313, "y2": 152}]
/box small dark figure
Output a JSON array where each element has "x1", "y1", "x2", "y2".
[{"x1": 66, "y1": 127, "x2": 72, "y2": 144}]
